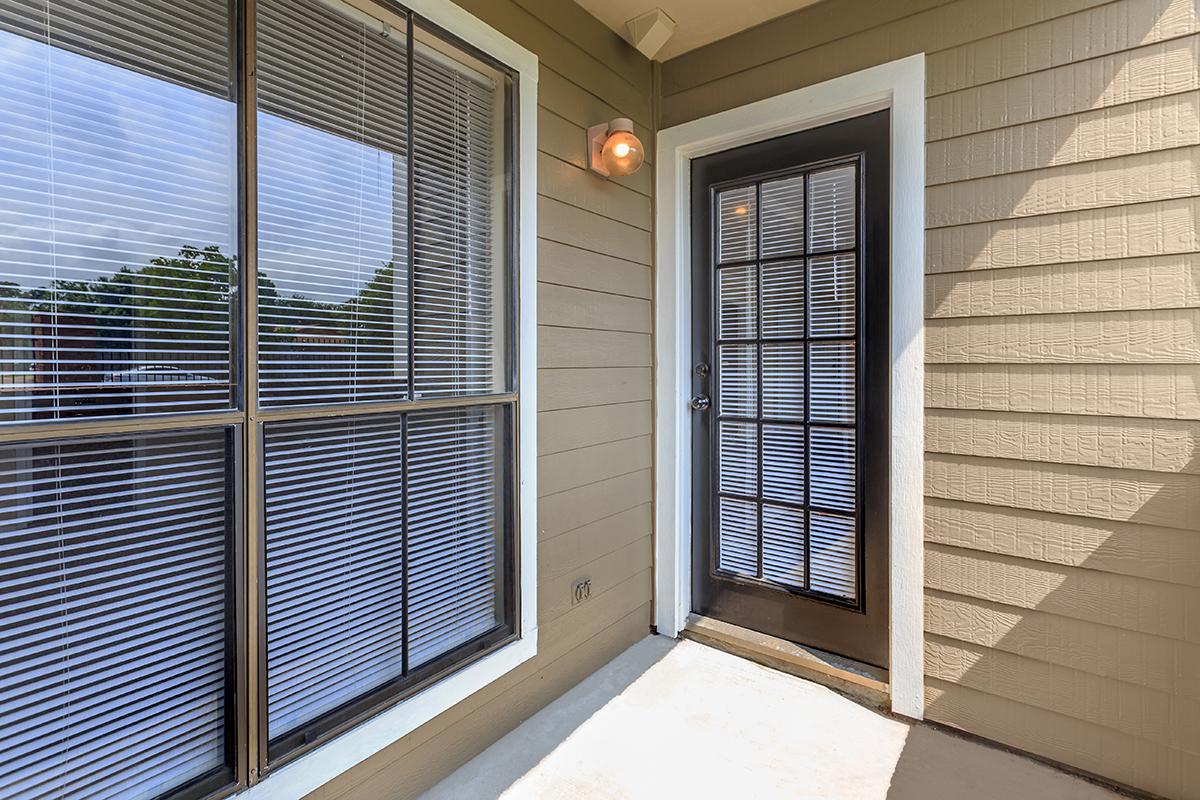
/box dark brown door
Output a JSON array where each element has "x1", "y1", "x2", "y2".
[{"x1": 690, "y1": 110, "x2": 890, "y2": 668}]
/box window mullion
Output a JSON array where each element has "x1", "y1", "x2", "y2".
[
  {"x1": 238, "y1": 0, "x2": 266, "y2": 785},
  {"x1": 406, "y1": 12, "x2": 417, "y2": 403},
  {"x1": 402, "y1": 12, "x2": 416, "y2": 676}
]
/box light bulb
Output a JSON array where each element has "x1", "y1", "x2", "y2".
[{"x1": 600, "y1": 129, "x2": 644, "y2": 177}]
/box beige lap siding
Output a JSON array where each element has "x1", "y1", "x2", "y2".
[
  {"x1": 661, "y1": 0, "x2": 1200, "y2": 796},
  {"x1": 304, "y1": 1, "x2": 655, "y2": 797}
]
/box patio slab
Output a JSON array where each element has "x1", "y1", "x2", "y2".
[{"x1": 422, "y1": 636, "x2": 1127, "y2": 800}]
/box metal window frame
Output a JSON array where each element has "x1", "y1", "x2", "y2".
[{"x1": 0, "y1": 0, "x2": 524, "y2": 796}]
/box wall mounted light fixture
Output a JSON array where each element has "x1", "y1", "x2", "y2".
[{"x1": 587, "y1": 118, "x2": 645, "y2": 177}]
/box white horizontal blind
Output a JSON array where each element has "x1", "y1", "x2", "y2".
[
  {"x1": 0, "y1": 0, "x2": 232, "y2": 96},
  {"x1": 713, "y1": 163, "x2": 860, "y2": 601},
  {"x1": 263, "y1": 414, "x2": 407, "y2": 740},
  {"x1": 0, "y1": 429, "x2": 233, "y2": 800},
  {"x1": 256, "y1": 0, "x2": 410, "y2": 406},
  {"x1": 412, "y1": 40, "x2": 504, "y2": 397},
  {"x1": 263, "y1": 406, "x2": 506, "y2": 740},
  {"x1": 406, "y1": 406, "x2": 504, "y2": 667},
  {"x1": 0, "y1": 0, "x2": 238, "y2": 422}
]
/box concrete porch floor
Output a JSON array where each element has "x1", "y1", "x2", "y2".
[{"x1": 422, "y1": 637, "x2": 1127, "y2": 800}]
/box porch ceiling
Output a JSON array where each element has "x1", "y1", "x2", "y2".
[{"x1": 571, "y1": 0, "x2": 824, "y2": 61}]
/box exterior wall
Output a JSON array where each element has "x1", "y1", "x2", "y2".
[
  {"x1": 661, "y1": 1, "x2": 1200, "y2": 797},
  {"x1": 304, "y1": 2, "x2": 655, "y2": 797}
]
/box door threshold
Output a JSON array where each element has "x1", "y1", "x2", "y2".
[{"x1": 682, "y1": 614, "x2": 889, "y2": 708}]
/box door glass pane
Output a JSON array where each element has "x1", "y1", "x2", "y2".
[
  {"x1": 718, "y1": 420, "x2": 757, "y2": 496},
  {"x1": 0, "y1": 2, "x2": 237, "y2": 422},
  {"x1": 716, "y1": 186, "x2": 756, "y2": 263},
  {"x1": 718, "y1": 344, "x2": 757, "y2": 417},
  {"x1": 761, "y1": 342, "x2": 805, "y2": 420},
  {"x1": 761, "y1": 260, "x2": 805, "y2": 339},
  {"x1": 809, "y1": 512, "x2": 856, "y2": 600},
  {"x1": 762, "y1": 505, "x2": 805, "y2": 585},
  {"x1": 808, "y1": 341, "x2": 855, "y2": 423},
  {"x1": 717, "y1": 265, "x2": 757, "y2": 340},
  {"x1": 808, "y1": 253, "x2": 855, "y2": 337},
  {"x1": 760, "y1": 175, "x2": 805, "y2": 258},
  {"x1": 762, "y1": 423, "x2": 804, "y2": 504},
  {"x1": 807, "y1": 165, "x2": 855, "y2": 253},
  {"x1": 809, "y1": 426, "x2": 856, "y2": 512},
  {"x1": 717, "y1": 497, "x2": 758, "y2": 576}
]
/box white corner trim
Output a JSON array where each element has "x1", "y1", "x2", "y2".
[
  {"x1": 242, "y1": 8, "x2": 540, "y2": 799},
  {"x1": 653, "y1": 53, "x2": 925, "y2": 720}
]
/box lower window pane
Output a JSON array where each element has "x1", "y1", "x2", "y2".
[
  {"x1": 0, "y1": 429, "x2": 234, "y2": 800},
  {"x1": 263, "y1": 414, "x2": 407, "y2": 741},
  {"x1": 263, "y1": 405, "x2": 511, "y2": 750},
  {"x1": 407, "y1": 406, "x2": 506, "y2": 668}
]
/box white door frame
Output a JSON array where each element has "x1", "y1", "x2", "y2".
[{"x1": 653, "y1": 53, "x2": 926, "y2": 719}]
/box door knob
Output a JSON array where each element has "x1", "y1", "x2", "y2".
[{"x1": 689, "y1": 394, "x2": 711, "y2": 411}]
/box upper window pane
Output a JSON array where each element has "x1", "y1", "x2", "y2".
[
  {"x1": 0, "y1": 1, "x2": 237, "y2": 423},
  {"x1": 256, "y1": 0, "x2": 411, "y2": 406},
  {"x1": 412, "y1": 28, "x2": 509, "y2": 397}
]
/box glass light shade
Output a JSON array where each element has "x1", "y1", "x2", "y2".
[{"x1": 600, "y1": 130, "x2": 644, "y2": 176}]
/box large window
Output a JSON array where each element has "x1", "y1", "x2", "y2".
[{"x1": 0, "y1": 0, "x2": 520, "y2": 797}]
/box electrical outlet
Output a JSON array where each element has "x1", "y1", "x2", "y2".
[{"x1": 572, "y1": 577, "x2": 592, "y2": 605}]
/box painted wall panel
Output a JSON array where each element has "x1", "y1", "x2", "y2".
[{"x1": 662, "y1": 0, "x2": 1200, "y2": 794}]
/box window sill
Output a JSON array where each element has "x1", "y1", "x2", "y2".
[{"x1": 239, "y1": 631, "x2": 537, "y2": 799}]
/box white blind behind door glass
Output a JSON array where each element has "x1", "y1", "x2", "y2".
[
  {"x1": 0, "y1": 0, "x2": 237, "y2": 423},
  {"x1": 255, "y1": 0, "x2": 410, "y2": 406},
  {"x1": 713, "y1": 163, "x2": 860, "y2": 601},
  {"x1": 0, "y1": 429, "x2": 233, "y2": 800}
]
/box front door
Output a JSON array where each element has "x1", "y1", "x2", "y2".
[{"x1": 690, "y1": 110, "x2": 890, "y2": 668}]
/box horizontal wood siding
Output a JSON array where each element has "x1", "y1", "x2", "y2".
[
  {"x1": 661, "y1": 0, "x2": 1200, "y2": 796},
  {"x1": 305, "y1": 2, "x2": 654, "y2": 797}
]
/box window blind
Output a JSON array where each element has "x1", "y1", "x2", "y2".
[
  {"x1": 263, "y1": 414, "x2": 407, "y2": 740},
  {"x1": 713, "y1": 163, "x2": 860, "y2": 602},
  {"x1": 406, "y1": 406, "x2": 504, "y2": 667},
  {"x1": 0, "y1": 0, "x2": 237, "y2": 422},
  {"x1": 255, "y1": 0, "x2": 410, "y2": 406},
  {"x1": 263, "y1": 406, "x2": 507, "y2": 743},
  {"x1": 0, "y1": 0, "x2": 232, "y2": 97},
  {"x1": 412, "y1": 39, "x2": 505, "y2": 397},
  {"x1": 0, "y1": 429, "x2": 234, "y2": 800}
]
